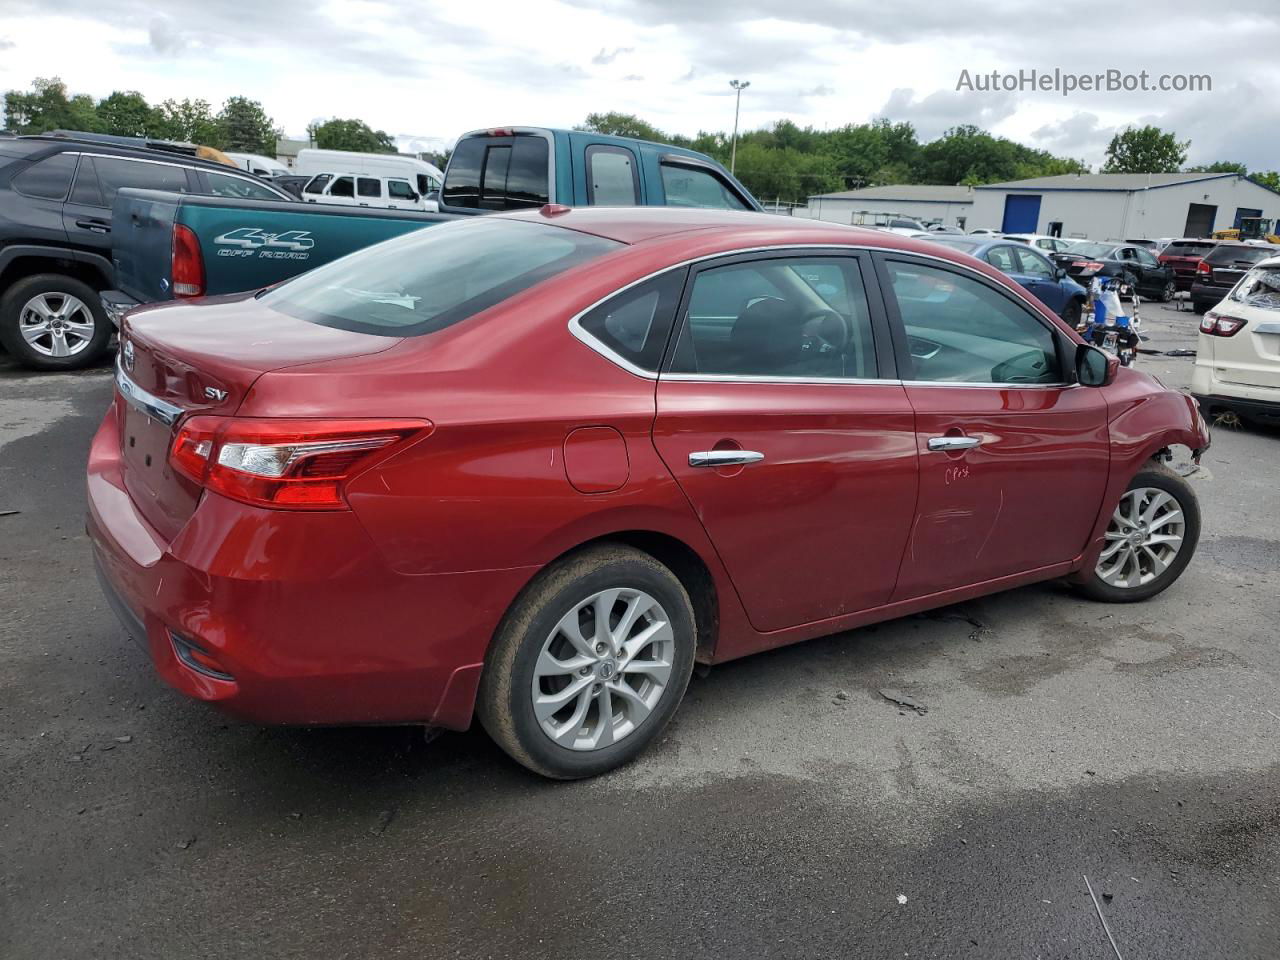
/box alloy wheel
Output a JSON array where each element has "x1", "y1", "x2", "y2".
[
  {"x1": 19, "y1": 292, "x2": 97, "y2": 358},
  {"x1": 1161, "y1": 281, "x2": 1175, "y2": 302},
  {"x1": 531, "y1": 588, "x2": 674, "y2": 751},
  {"x1": 1095, "y1": 486, "x2": 1186, "y2": 589}
]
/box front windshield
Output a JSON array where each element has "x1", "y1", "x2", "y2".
[
  {"x1": 1230, "y1": 264, "x2": 1280, "y2": 309},
  {"x1": 262, "y1": 218, "x2": 621, "y2": 337}
]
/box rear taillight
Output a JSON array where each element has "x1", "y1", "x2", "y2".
[
  {"x1": 1199, "y1": 311, "x2": 1247, "y2": 337},
  {"x1": 1074, "y1": 260, "x2": 1104, "y2": 277},
  {"x1": 170, "y1": 417, "x2": 431, "y2": 510},
  {"x1": 172, "y1": 224, "x2": 205, "y2": 298},
  {"x1": 1196, "y1": 260, "x2": 1212, "y2": 277}
]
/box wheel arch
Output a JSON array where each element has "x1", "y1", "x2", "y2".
[{"x1": 0, "y1": 246, "x2": 113, "y2": 292}]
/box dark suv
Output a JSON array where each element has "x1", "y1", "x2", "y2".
[
  {"x1": 0, "y1": 135, "x2": 290, "y2": 370},
  {"x1": 1190, "y1": 243, "x2": 1277, "y2": 314}
]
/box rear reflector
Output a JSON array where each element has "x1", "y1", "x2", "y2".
[
  {"x1": 170, "y1": 632, "x2": 235, "y2": 681},
  {"x1": 171, "y1": 417, "x2": 432, "y2": 510},
  {"x1": 172, "y1": 223, "x2": 205, "y2": 298}
]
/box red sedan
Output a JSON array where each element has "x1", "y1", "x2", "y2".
[{"x1": 89, "y1": 208, "x2": 1210, "y2": 778}]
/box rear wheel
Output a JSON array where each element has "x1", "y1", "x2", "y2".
[
  {"x1": 477, "y1": 544, "x2": 696, "y2": 779},
  {"x1": 1159, "y1": 280, "x2": 1176, "y2": 302},
  {"x1": 1077, "y1": 463, "x2": 1200, "y2": 603},
  {"x1": 0, "y1": 274, "x2": 110, "y2": 371},
  {"x1": 1061, "y1": 299, "x2": 1083, "y2": 329}
]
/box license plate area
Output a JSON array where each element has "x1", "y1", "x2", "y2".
[{"x1": 122, "y1": 403, "x2": 175, "y2": 479}]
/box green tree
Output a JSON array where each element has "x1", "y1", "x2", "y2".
[
  {"x1": 3, "y1": 77, "x2": 100, "y2": 133},
  {"x1": 577, "y1": 111, "x2": 668, "y2": 141},
  {"x1": 96, "y1": 91, "x2": 162, "y2": 137},
  {"x1": 1250, "y1": 171, "x2": 1280, "y2": 192},
  {"x1": 312, "y1": 118, "x2": 396, "y2": 153},
  {"x1": 155, "y1": 98, "x2": 221, "y2": 146},
  {"x1": 1185, "y1": 160, "x2": 1247, "y2": 175},
  {"x1": 1102, "y1": 125, "x2": 1188, "y2": 174},
  {"x1": 216, "y1": 96, "x2": 276, "y2": 154}
]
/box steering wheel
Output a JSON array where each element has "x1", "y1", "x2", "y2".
[{"x1": 799, "y1": 309, "x2": 847, "y2": 357}]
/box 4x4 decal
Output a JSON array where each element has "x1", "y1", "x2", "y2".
[{"x1": 213, "y1": 228, "x2": 314, "y2": 260}]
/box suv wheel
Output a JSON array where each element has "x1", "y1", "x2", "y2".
[
  {"x1": 1077, "y1": 462, "x2": 1201, "y2": 603},
  {"x1": 1160, "y1": 280, "x2": 1176, "y2": 302},
  {"x1": 0, "y1": 274, "x2": 111, "y2": 371},
  {"x1": 477, "y1": 544, "x2": 696, "y2": 779}
]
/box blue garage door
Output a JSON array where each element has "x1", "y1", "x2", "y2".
[{"x1": 1001, "y1": 194, "x2": 1042, "y2": 233}]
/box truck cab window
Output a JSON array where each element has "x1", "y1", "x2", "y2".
[{"x1": 660, "y1": 163, "x2": 748, "y2": 210}]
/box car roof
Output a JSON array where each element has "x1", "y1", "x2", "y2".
[{"x1": 11, "y1": 135, "x2": 245, "y2": 174}]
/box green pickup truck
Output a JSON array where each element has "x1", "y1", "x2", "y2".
[{"x1": 103, "y1": 126, "x2": 760, "y2": 325}]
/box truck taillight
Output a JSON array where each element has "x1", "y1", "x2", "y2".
[
  {"x1": 172, "y1": 224, "x2": 205, "y2": 298},
  {"x1": 1199, "y1": 311, "x2": 1246, "y2": 337},
  {"x1": 171, "y1": 417, "x2": 432, "y2": 510}
]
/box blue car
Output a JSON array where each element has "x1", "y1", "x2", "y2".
[{"x1": 927, "y1": 236, "x2": 1088, "y2": 325}]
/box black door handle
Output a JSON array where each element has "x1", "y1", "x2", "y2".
[{"x1": 75, "y1": 219, "x2": 110, "y2": 233}]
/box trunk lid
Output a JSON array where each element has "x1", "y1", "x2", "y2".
[{"x1": 116, "y1": 294, "x2": 399, "y2": 540}]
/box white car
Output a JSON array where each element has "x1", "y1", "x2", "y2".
[
  {"x1": 968, "y1": 227, "x2": 1002, "y2": 236},
  {"x1": 1190, "y1": 254, "x2": 1280, "y2": 426},
  {"x1": 300, "y1": 172, "x2": 433, "y2": 212},
  {"x1": 1002, "y1": 233, "x2": 1075, "y2": 255}
]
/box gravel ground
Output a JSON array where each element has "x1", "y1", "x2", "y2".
[{"x1": 2, "y1": 300, "x2": 1277, "y2": 959}]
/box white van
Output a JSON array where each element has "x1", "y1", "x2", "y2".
[
  {"x1": 300, "y1": 173, "x2": 432, "y2": 211},
  {"x1": 225, "y1": 152, "x2": 291, "y2": 179},
  {"x1": 294, "y1": 148, "x2": 443, "y2": 201}
]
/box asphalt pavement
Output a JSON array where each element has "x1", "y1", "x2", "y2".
[{"x1": 2, "y1": 300, "x2": 1278, "y2": 959}]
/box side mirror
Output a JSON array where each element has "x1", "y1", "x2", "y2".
[{"x1": 1076, "y1": 343, "x2": 1118, "y2": 387}]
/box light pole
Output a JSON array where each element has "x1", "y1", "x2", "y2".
[{"x1": 729, "y1": 79, "x2": 750, "y2": 175}]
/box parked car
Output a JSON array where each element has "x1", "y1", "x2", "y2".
[
  {"x1": 1055, "y1": 241, "x2": 1176, "y2": 301},
  {"x1": 1190, "y1": 243, "x2": 1279, "y2": 313},
  {"x1": 103, "y1": 129, "x2": 762, "y2": 316},
  {"x1": 928, "y1": 236, "x2": 1088, "y2": 325},
  {"x1": 1002, "y1": 233, "x2": 1075, "y2": 256},
  {"x1": 1158, "y1": 238, "x2": 1219, "y2": 292},
  {"x1": 301, "y1": 172, "x2": 432, "y2": 211},
  {"x1": 1191, "y1": 254, "x2": 1280, "y2": 425},
  {"x1": 89, "y1": 208, "x2": 1209, "y2": 779},
  {"x1": 0, "y1": 134, "x2": 291, "y2": 370},
  {"x1": 968, "y1": 227, "x2": 1002, "y2": 236}
]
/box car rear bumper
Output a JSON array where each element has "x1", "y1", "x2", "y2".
[
  {"x1": 1191, "y1": 363, "x2": 1280, "y2": 421},
  {"x1": 86, "y1": 401, "x2": 537, "y2": 729},
  {"x1": 1189, "y1": 283, "x2": 1231, "y2": 308}
]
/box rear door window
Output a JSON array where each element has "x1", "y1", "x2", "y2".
[
  {"x1": 202, "y1": 171, "x2": 284, "y2": 200},
  {"x1": 586, "y1": 145, "x2": 639, "y2": 205},
  {"x1": 69, "y1": 156, "x2": 104, "y2": 207},
  {"x1": 659, "y1": 163, "x2": 748, "y2": 210},
  {"x1": 1013, "y1": 247, "x2": 1054, "y2": 278},
  {"x1": 984, "y1": 246, "x2": 1018, "y2": 273},
  {"x1": 11, "y1": 152, "x2": 77, "y2": 200},
  {"x1": 357, "y1": 177, "x2": 382, "y2": 198},
  {"x1": 91, "y1": 156, "x2": 193, "y2": 206}
]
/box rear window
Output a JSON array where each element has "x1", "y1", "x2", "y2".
[
  {"x1": 1230, "y1": 264, "x2": 1280, "y2": 308},
  {"x1": 1163, "y1": 241, "x2": 1216, "y2": 257},
  {"x1": 262, "y1": 219, "x2": 621, "y2": 337},
  {"x1": 1206, "y1": 245, "x2": 1273, "y2": 266},
  {"x1": 11, "y1": 152, "x2": 77, "y2": 200},
  {"x1": 442, "y1": 135, "x2": 549, "y2": 210}
]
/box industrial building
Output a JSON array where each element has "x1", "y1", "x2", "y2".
[
  {"x1": 804, "y1": 184, "x2": 975, "y2": 228},
  {"x1": 969, "y1": 173, "x2": 1280, "y2": 240}
]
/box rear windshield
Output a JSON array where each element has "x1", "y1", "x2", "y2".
[
  {"x1": 442, "y1": 135, "x2": 549, "y2": 210},
  {"x1": 261, "y1": 218, "x2": 621, "y2": 337},
  {"x1": 1163, "y1": 241, "x2": 1216, "y2": 256},
  {"x1": 1068, "y1": 242, "x2": 1116, "y2": 259},
  {"x1": 1206, "y1": 245, "x2": 1274, "y2": 266},
  {"x1": 1229, "y1": 264, "x2": 1280, "y2": 308}
]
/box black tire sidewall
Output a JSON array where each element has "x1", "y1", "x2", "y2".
[
  {"x1": 1080, "y1": 467, "x2": 1201, "y2": 603},
  {"x1": 500, "y1": 553, "x2": 695, "y2": 779},
  {"x1": 0, "y1": 274, "x2": 110, "y2": 371}
]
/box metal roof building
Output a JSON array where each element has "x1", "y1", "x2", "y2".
[
  {"x1": 805, "y1": 184, "x2": 975, "y2": 228},
  {"x1": 970, "y1": 173, "x2": 1280, "y2": 240}
]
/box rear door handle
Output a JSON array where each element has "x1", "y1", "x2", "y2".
[
  {"x1": 75, "y1": 219, "x2": 110, "y2": 234},
  {"x1": 927, "y1": 436, "x2": 982, "y2": 452},
  {"x1": 689, "y1": 450, "x2": 765, "y2": 468}
]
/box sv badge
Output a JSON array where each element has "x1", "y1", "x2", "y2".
[{"x1": 203, "y1": 386, "x2": 229, "y2": 402}]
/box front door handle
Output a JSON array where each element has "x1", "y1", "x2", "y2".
[
  {"x1": 689, "y1": 450, "x2": 765, "y2": 468},
  {"x1": 75, "y1": 219, "x2": 110, "y2": 234},
  {"x1": 927, "y1": 436, "x2": 982, "y2": 452}
]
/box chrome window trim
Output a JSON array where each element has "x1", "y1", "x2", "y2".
[
  {"x1": 71, "y1": 151, "x2": 291, "y2": 201},
  {"x1": 662, "y1": 372, "x2": 900, "y2": 386},
  {"x1": 567, "y1": 243, "x2": 1077, "y2": 387},
  {"x1": 115, "y1": 359, "x2": 184, "y2": 426}
]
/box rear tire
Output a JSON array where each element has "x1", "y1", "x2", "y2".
[
  {"x1": 1077, "y1": 462, "x2": 1200, "y2": 603},
  {"x1": 0, "y1": 274, "x2": 110, "y2": 371},
  {"x1": 477, "y1": 544, "x2": 696, "y2": 779},
  {"x1": 1061, "y1": 299, "x2": 1083, "y2": 329},
  {"x1": 1160, "y1": 280, "x2": 1176, "y2": 303}
]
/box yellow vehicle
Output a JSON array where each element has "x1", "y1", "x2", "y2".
[{"x1": 1213, "y1": 218, "x2": 1280, "y2": 244}]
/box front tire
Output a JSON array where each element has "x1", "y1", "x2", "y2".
[
  {"x1": 477, "y1": 544, "x2": 697, "y2": 779},
  {"x1": 1077, "y1": 462, "x2": 1201, "y2": 603},
  {"x1": 0, "y1": 274, "x2": 110, "y2": 371}
]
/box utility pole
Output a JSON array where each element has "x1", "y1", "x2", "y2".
[{"x1": 729, "y1": 79, "x2": 750, "y2": 175}]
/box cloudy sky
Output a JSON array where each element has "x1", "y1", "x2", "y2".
[{"x1": 2, "y1": 0, "x2": 1278, "y2": 170}]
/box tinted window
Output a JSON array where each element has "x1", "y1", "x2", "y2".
[
  {"x1": 480, "y1": 146, "x2": 511, "y2": 210},
  {"x1": 303, "y1": 174, "x2": 331, "y2": 195},
  {"x1": 388, "y1": 180, "x2": 416, "y2": 200},
  {"x1": 69, "y1": 156, "x2": 103, "y2": 206},
  {"x1": 885, "y1": 260, "x2": 1061, "y2": 385},
  {"x1": 1013, "y1": 247, "x2": 1054, "y2": 278},
  {"x1": 441, "y1": 137, "x2": 483, "y2": 208},
  {"x1": 1163, "y1": 241, "x2": 1216, "y2": 257},
  {"x1": 577, "y1": 270, "x2": 684, "y2": 371},
  {"x1": 204, "y1": 171, "x2": 284, "y2": 200},
  {"x1": 11, "y1": 153, "x2": 77, "y2": 200},
  {"x1": 357, "y1": 177, "x2": 381, "y2": 198},
  {"x1": 586, "y1": 145, "x2": 638, "y2": 205},
  {"x1": 1205, "y1": 245, "x2": 1271, "y2": 266},
  {"x1": 92, "y1": 157, "x2": 190, "y2": 206},
  {"x1": 984, "y1": 246, "x2": 1018, "y2": 272},
  {"x1": 1134, "y1": 249, "x2": 1159, "y2": 267},
  {"x1": 670, "y1": 256, "x2": 878, "y2": 379},
  {"x1": 329, "y1": 176, "x2": 354, "y2": 198},
  {"x1": 660, "y1": 163, "x2": 748, "y2": 210},
  {"x1": 506, "y1": 137, "x2": 549, "y2": 208},
  {"x1": 263, "y1": 219, "x2": 620, "y2": 337},
  {"x1": 442, "y1": 135, "x2": 549, "y2": 210}
]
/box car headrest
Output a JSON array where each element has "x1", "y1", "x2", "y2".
[{"x1": 729, "y1": 298, "x2": 802, "y2": 374}]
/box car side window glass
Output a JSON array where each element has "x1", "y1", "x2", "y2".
[
  {"x1": 92, "y1": 157, "x2": 191, "y2": 206},
  {"x1": 586, "y1": 146, "x2": 638, "y2": 205},
  {"x1": 1119, "y1": 248, "x2": 1136, "y2": 261},
  {"x1": 1014, "y1": 247, "x2": 1054, "y2": 278},
  {"x1": 11, "y1": 153, "x2": 78, "y2": 200},
  {"x1": 329, "y1": 176, "x2": 354, "y2": 198},
  {"x1": 357, "y1": 177, "x2": 381, "y2": 198},
  {"x1": 1135, "y1": 249, "x2": 1158, "y2": 267},
  {"x1": 669, "y1": 256, "x2": 878, "y2": 379},
  {"x1": 984, "y1": 246, "x2": 1018, "y2": 272},
  {"x1": 69, "y1": 156, "x2": 104, "y2": 207},
  {"x1": 577, "y1": 270, "x2": 685, "y2": 372},
  {"x1": 204, "y1": 172, "x2": 282, "y2": 200},
  {"x1": 885, "y1": 260, "x2": 1061, "y2": 385},
  {"x1": 303, "y1": 174, "x2": 331, "y2": 195},
  {"x1": 660, "y1": 163, "x2": 748, "y2": 210},
  {"x1": 388, "y1": 180, "x2": 416, "y2": 200}
]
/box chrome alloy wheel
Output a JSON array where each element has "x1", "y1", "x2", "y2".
[
  {"x1": 1096, "y1": 486, "x2": 1186, "y2": 589},
  {"x1": 19, "y1": 292, "x2": 97, "y2": 358},
  {"x1": 531, "y1": 588, "x2": 674, "y2": 751}
]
